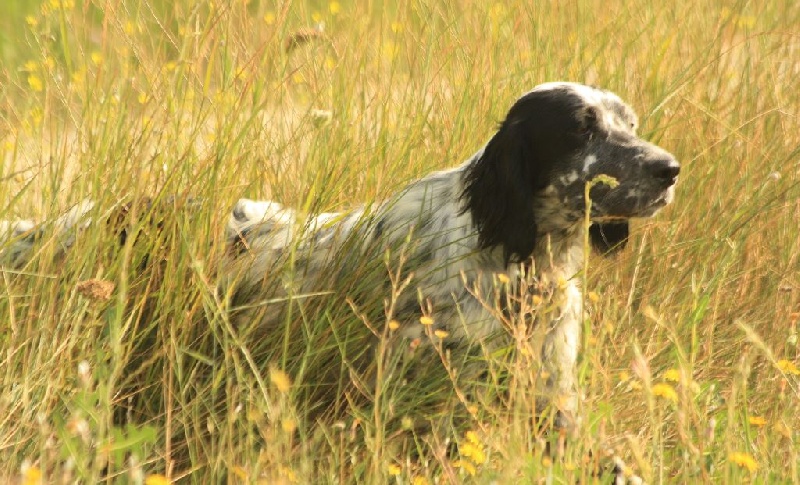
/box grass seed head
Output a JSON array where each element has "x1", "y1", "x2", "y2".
[{"x1": 269, "y1": 367, "x2": 292, "y2": 393}]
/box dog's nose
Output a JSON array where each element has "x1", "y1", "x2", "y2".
[{"x1": 650, "y1": 159, "x2": 680, "y2": 183}]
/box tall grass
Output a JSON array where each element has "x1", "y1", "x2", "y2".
[{"x1": 1, "y1": 0, "x2": 798, "y2": 482}]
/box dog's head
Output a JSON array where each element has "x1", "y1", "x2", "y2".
[{"x1": 463, "y1": 82, "x2": 679, "y2": 263}]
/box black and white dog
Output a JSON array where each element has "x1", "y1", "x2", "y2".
[
  {"x1": 226, "y1": 82, "x2": 679, "y2": 424},
  {"x1": 2, "y1": 82, "x2": 679, "y2": 428}
]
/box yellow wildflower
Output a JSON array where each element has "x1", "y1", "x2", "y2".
[
  {"x1": 71, "y1": 69, "x2": 85, "y2": 87},
  {"x1": 230, "y1": 466, "x2": 247, "y2": 480},
  {"x1": 776, "y1": 359, "x2": 800, "y2": 375},
  {"x1": 489, "y1": 3, "x2": 507, "y2": 19},
  {"x1": 90, "y1": 52, "x2": 103, "y2": 66},
  {"x1": 651, "y1": 383, "x2": 678, "y2": 402},
  {"x1": 587, "y1": 291, "x2": 600, "y2": 303},
  {"x1": 381, "y1": 41, "x2": 399, "y2": 61},
  {"x1": 460, "y1": 442, "x2": 486, "y2": 464},
  {"x1": 736, "y1": 15, "x2": 756, "y2": 29},
  {"x1": 496, "y1": 273, "x2": 510, "y2": 284},
  {"x1": 663, "y1": 368, "x2": 681, "y2": 382},
  {"x1": 281, "y1": 417, "x2": 297, "y2": 433},
  {"x1": 728, "y1": 452, "x2": 758, "y2": 472},
  {"x1": 25, "y1": 16, "x2": 38, "y2": 27},
  {"x1": 27, "y1": 75, "x2": 44, "y2": 92},
  {"x1": 452, "y1": 459, "x2": 476, "y2": 476},
  {"x1": 144, "y1": 475, "x2": 170, "y2": 485},
  {"x1": 387, "y1": 463, "x2": 401, "y2": 476},
  {"x1": 465, "y1": 430, "x2": 481, "y2": 445},
  {"x1": 329, "y1": 1, "x2": 341, "y2": 15},
  {"x1": 748, "y1": 416, "x2": 767, "y2": 427},
  {"x1": 419, "y1": 316, "x2": 434, "y2": 326},
  {"x1": 269, "y1": 367, "x2": 292, "y2": 393},
  {"x1": 22, "y1": 465, "x2": 42, "y2": 485},
  {"x1": 434, "y1": 330, "x2": 449, "y2": 338},
  {"x1": 387, "y1": 319, "x2": 400, "y2": 330},
  {"x1": 280, "y1": 466, "x2": 298, "y2": 483},
  {"x1": 264, "y1": 11, "x2": 276, "y2": 24}
]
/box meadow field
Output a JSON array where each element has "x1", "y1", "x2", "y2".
[{"x1": 1, "y1": 0, "x2": 798, "y2": 483}]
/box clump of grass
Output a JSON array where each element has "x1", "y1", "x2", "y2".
[{"x1": 1, "y1": 0, "x2": 799, "y2": 482}]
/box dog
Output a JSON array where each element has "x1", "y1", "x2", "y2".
[
  {"x1": 224, "y1": 82, "x2": 679, "y2": 426},
  {"x1": 1, "y1": 82, "x2": 678, "y2": 431}
]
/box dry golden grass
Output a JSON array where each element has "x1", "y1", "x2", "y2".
[{"x1": 0, "y1": 0, "x2": 798, "y2": 482}]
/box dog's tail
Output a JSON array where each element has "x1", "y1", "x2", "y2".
[{"x1": 1, "y1": 200, "x2": 95, "y2": 268}]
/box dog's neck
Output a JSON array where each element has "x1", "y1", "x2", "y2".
[
  {"x1": 530, "y1": 188, "x2": 586, "y2": 277},
  {"x1": 529, "y1": 225, "x2": 586, "y2": 278}
]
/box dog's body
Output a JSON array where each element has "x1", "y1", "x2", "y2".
[{"x1": 2, "y1": 82, "x2": 678, "y2": 426}]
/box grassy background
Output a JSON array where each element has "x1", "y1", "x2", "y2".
[{"x1": 1, "y1": 0, "x2": 798, "y2": 483}]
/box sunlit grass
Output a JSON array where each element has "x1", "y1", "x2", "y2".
[{"x1": 1, "y1": 0, "x2": 799, "y2": 482}]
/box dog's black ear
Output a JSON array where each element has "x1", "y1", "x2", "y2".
[
  {"x1": 462, "y1": 119, "x2": 541, "y2": 265},
  {"x1": 463, "y1": 89, "x2": 589, "y2": 265},
  {"x1": 589, "y1": 222, "x2": 629, "y2": 254}
]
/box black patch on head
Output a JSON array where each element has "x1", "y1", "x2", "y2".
[
  {"x1": 589, "y1": 222, "x2": 629, "y2": 253},
  {"x1": 232, "y1": 205, "x2": 248, "y2": 222},
  {"x1": 462, "y1": 87, "x2": 590, "y2": 264}
]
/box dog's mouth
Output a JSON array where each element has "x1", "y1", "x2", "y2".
[
  {"x1": 634, "y1": 183, "x2": 677, "y2": 217},
  {"x1": 590, "y1": 181, "x2": 677, "y2": 220}
]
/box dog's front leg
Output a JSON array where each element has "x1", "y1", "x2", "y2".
[{"x1": 539, "y1": 281, "x2": 582, "y2": 431}]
